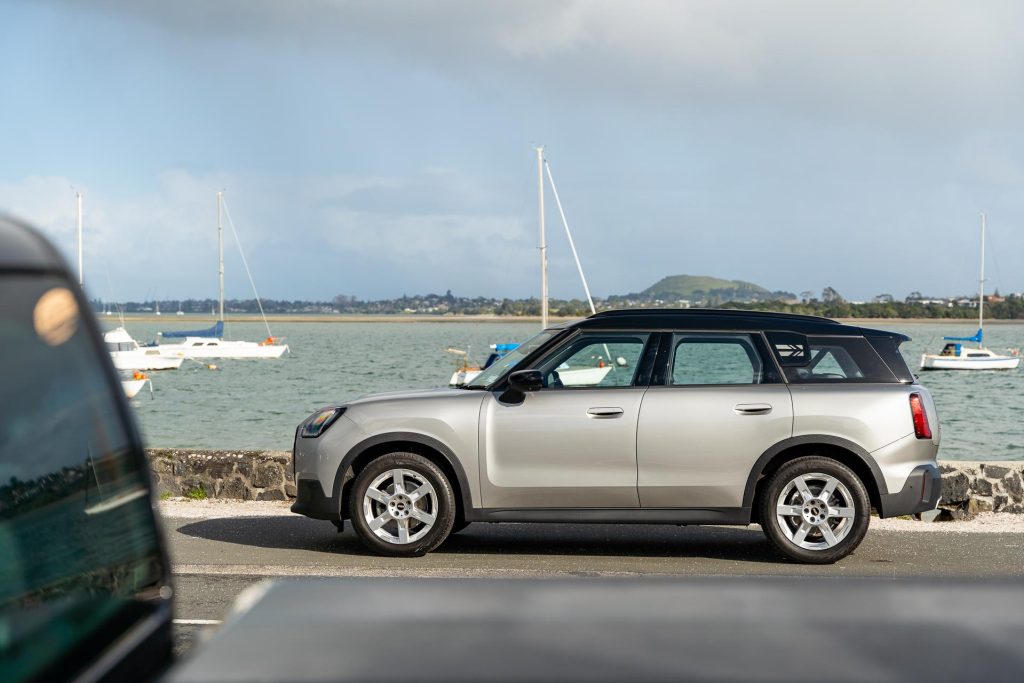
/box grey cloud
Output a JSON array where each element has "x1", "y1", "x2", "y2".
[{"x1": 47, "y1": 0, "x2": 1024, "y2": 129}]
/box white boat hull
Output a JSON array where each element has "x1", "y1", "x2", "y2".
[
  {"x1": 158, "y1": 337, "x2": 289, "y2": 359},
  {"x1": 121, "y1": 378, "x2": 150, "y2": 398},
  {"x1": 449, "y1": 365, "x2": 613, "y2": 387},
  {"x1": 111, "y1": 351, "x2": 184, "y2": 371},
  {"x1": 920, "y1": 354, "x2": 1020, "y2": 370}
]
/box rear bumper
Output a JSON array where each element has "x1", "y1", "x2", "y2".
[
  {"x1": 878, "y1": 464, "x2": 941, "y2": 518},
  {"x1": 290, "y1": 478, "x2": 338, "y2": 520}
]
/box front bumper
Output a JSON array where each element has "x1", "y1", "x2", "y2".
[
  {"x1": 290, "y1": 478, "x2": 338, "y2": 520},
  {"x1": 877, "y1": 464, "x2": 941, "y2": 518}
]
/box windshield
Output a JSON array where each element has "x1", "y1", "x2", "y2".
[{"x1": 465, "y1": 330, "x2": 557, "y2": 388}]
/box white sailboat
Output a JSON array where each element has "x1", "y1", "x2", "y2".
[
  {"x1": 157, "y1": 192, "x2": 289, "y2": 360},
  {"x1": 920, "y1": 214, "x2": 1020, "y2": 371},
  {"x1": 449, "y1": 148, "x2": 613, "y2": 386}
]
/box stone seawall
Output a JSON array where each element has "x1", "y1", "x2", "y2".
[
  {"x1": 148, "y1": 449, "x2": 295, "y2": 501},
  {"x1": 146, "y1": 450, "x2": 1024, "y2": 517}
]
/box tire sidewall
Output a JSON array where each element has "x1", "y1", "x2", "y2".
[
  {"x1": 348, "y1": 452, "x2": 456, "y2": 557},
  {"x1": 760, "y1": 456, "x2": 870, "y2": 564}
]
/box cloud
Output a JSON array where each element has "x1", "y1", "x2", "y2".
[
  {"x1": 57, "y1": 0, "x2": 1024, "y2": 129},
  {"x1": 0, "y1": 167, "x2": 538, "y2": 300}
]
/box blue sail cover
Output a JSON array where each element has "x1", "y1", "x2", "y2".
[
  {"x1": 943, "y1": 328, "x2": 983, "y2": 344},
  {"x1": 160, "y1": 320, "x2": 224, "y2": 339}
]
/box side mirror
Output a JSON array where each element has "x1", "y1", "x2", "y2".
[{"x1": 508, "y1": 369, "x2": 544, "y2": 392}]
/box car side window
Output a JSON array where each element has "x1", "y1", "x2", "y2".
[
  {"x1": 0, "y1": 274, "x2": 165, "y2": 682},
  {"x1": 536, "y1": 333, "x2": 650, "y2": 388},
  {"x1": 786, "y1": 336, "x2": 898, "y2": 383},
  {"x1": 671, "y1": 334, "x2": 764, "y2": 385}
]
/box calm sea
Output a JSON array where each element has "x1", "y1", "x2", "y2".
[{"x1": 109, "y1": 318, "x2": 1024, "y2": 461}]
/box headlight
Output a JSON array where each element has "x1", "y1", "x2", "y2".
[{"x1": 300, "y1": 406, "x2": 345, "y2": 438}]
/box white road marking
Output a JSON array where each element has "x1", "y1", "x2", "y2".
[{"x1": 173, "y1": 619, "x2": 223, "y2": 625}]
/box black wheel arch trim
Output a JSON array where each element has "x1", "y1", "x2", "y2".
[
  {"x1": 333, "y1": 432, "x2": 474, "y2": 518},
  {"x1": 743, "y1": 435, "x2": 889, "y2": 513}
]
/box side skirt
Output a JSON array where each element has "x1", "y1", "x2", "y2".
[{"x1": 465, "y1": 507, "x2": 752, "y2": 525}]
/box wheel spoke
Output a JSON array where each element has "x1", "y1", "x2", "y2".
[
  {"x1": 794, "y1": 476, "x2": 814, "y2": 502},
  {"x1": 391, "y1": 470, "x2": 405, "y2": 495},
  {"x1": 396, "y1": 517, "x2": 410, "y2": 543},
  {"x1": 407, "y1": 483, "x2": 429, "y2": 503},
  {"x1": 368, "y1": 511, "x2": 390, "y2": 531},
  {"x1": 819, "y1": 477, "x2": 838, "y2": 501},
  {"x1": 819, "y1": 523, "x2": 838, "y2": 547},
  {"x1": 829, "y1": 506, "x2": 856, "y2": 519},
  {"x1": 366, "y1": 488, "x2": 389, "y2": 504},
  {"x1": 776, "y1": 504, "x2": 804, "y2": 517},
  {"x1": 410, "y1": 507, "x2": 435, "y2": 526},
  {"x1": 792, "y1": 521, "x2": 813, "y2": 545}
]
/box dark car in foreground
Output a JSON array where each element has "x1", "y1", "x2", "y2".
[
  {"x1": 294, "y1": 308, "x2": 941, "y2": 563},
  {"x1": 0, "y1": 216, "x2": 173, "y2": 682}
]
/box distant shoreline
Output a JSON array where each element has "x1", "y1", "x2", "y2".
[{"x1": 105, "y1": 313, "x2": 1023, "y2": 325}]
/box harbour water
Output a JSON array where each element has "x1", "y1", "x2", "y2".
[{"x1": 111, "y1": 318, "x2": 1024, "y2": 460}]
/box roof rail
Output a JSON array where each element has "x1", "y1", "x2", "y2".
[{"x1": 587, "y1": 308, "x2": 838, "y2": 324}]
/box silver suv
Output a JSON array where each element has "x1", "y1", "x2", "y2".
[{"x1": 292, "y1": 310, "x2": 941, "y2": 564}]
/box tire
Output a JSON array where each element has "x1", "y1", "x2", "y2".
[
  {"x1": 759, "y1": 456, "x2": 870, "y2": 564},
  {"x1": 348, "y1": 452, "x2": 456, "y2": 557}
]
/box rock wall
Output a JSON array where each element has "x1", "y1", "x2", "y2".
[
  {"x1": 146, "y1": 450, "x2": 1024, "y2": 517},
  {"x1": 148, "y1": 449, "x2": 295, "y2": 501},
  {"x1": 939, "y1": 462, "x2": 1024, "y2": 517}
]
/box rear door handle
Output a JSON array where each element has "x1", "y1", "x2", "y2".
[
  {"x1": 734, "y1": 403, "x2": 772, "y2": 415},
  {"x1": 587, "y1": 407, "x2": 624, "y2": 418}
]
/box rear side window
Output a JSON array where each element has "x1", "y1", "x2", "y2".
[
  {"x1": 784, "y1": 336, "x2": 898, "y2": 383},
  {"x1": 671, "y1": 333, "x2": 767, "y2": 385},
  {"x1": 866, "y1": 336, "x2": 915, "y2": 383}
]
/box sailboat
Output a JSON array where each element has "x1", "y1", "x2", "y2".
[
  {"x1": 920, "y1": 214, "x2": 1020, "y2": 371},
  {"x1": 157, "y1": 192, "x2": 289, "y2": 360},
  {"x1": 448, "y1": 148, "x2": 614, "y2": 386}
]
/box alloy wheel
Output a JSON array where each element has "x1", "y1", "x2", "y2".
[
  {"x1": 775, "y1": 472, "x2": 856, "y2": 550},
  {"x1": 361, "y1": 468, "x2": 438, "y2": 545}
]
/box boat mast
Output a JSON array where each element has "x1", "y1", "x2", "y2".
[
  {"x1": 217, "y1": 191, "x2": 225, "y2": 323},
  {"x1": 537, "y1": 146, "x2": 548, "y2": 329},
  {"x1": 978, "y1": 212, "x2": 985, "y2": 348},
  {"x1": 76, "y1": 191, "x2": 83, "y2": 285}
]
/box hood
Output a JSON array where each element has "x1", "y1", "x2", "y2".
[{"x1": 343, "y1": 387, "x2": 470, "y2": 407}]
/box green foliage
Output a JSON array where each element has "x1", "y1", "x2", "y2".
[
  {"x1": 184, "y1": 485, "x2": 208, "y2": 500},
  {"x1": 642, "y1": 275, "x2": 769, "y2": 299},
  {"x1": 158, "y1": 491, "x2": 172, "y2": 501}
]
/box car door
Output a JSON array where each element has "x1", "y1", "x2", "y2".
[
  {"x1": 636, "y1": 332, "x2": 793, "y2": 509},
  {"x1": 479, "y1": 331, "x2": 655, "y2": 509}
]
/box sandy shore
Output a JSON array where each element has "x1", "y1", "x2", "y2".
[{"x1": 158, "y1": 499, "x2": 1024, "y2": 533}]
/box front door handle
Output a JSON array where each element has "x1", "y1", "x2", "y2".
[
  {"x1": 734, "y1": 403, "x2": 772, "y2": 415},
  {"x1": 587, "y1": 407, "x2": 624, "y2": 418}
]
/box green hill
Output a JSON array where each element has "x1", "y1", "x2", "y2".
[{"x1": 642, "y1": 275, "x2": 771, "y2": 300}]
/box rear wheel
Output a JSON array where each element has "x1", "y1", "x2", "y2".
[
  {"x1": 759, "y1": 456, "x2": 870, "y2": 564},
  {"x1": 348, "y1": 452, "x2": 455, "y2": 557}
]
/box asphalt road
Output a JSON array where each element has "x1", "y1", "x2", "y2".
[{"x1": 167, "y1": 514, "x2": 1024, "y2": 656}]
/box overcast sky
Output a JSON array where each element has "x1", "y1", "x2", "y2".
[{"x1": 3, "y1": 1, "x2": 1024, "y2": 302}]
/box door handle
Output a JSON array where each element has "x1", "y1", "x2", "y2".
[
  {"x1": 734, "y1": 403, "x2": 772, "y2": 415},
  {"x1": 587, "y1": 407, "x2": 624, "y2": 418}
]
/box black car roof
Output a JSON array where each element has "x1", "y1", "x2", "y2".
[
  {"x1": 0, "y1": 215, "x2": 68, "y2": 271},
  {"x1": 570, "y1": 308, "x2": 909, "y2": 341}
]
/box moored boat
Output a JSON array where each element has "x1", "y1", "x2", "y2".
[
  {"x1": 919, "y1": 214, "x2": 1020, "y2": 371},
  {"x1": 105, "y1": 326, "x2": 184, "y2": 370}
]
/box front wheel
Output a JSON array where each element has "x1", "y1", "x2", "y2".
[
  {"x1": 759, "y1": 456, "x2": 870, "y2": 564},
  {"x1": 348, "y1": 453, "x2": 456, "y2": 557}
]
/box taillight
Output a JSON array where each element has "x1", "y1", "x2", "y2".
[{"x1": 909, "y1": 393, "x2": 932, "y2": 439}]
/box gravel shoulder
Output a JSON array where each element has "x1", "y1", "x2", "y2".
[{"x1": 158, "y1": 499, "x2": 1024, "y2": 533}]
